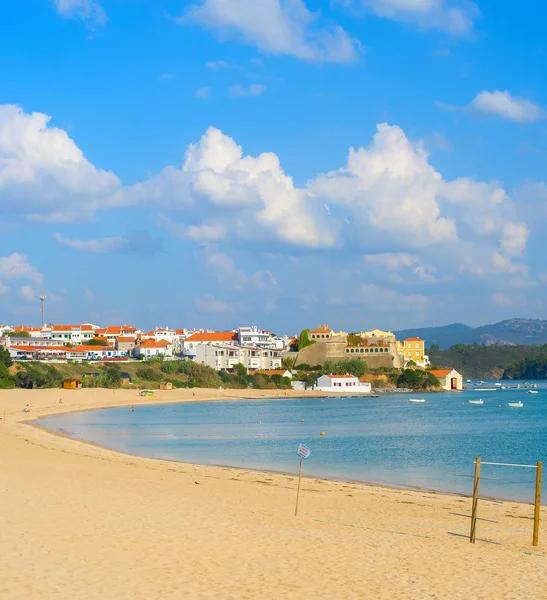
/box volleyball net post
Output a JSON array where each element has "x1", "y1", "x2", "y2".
[{"x1": 469, "y1": 458, "x2": 542, "y2": 547}]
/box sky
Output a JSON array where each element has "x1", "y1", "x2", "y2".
[{"x1": 1, "y1": 0, "x2": 547, "y2": 334}]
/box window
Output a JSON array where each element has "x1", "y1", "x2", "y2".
[
  {"x1": 415, "y1": 351, "x2": 420, "y2": 356},
  {"x1": 415, "y1": 343, "x2": 419, "y2": 348}
]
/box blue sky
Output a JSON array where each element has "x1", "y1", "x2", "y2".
[{"x1": 1, "y1": 0, "x2": 547, "y2": 333}]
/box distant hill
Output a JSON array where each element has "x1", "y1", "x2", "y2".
[{"x1": 394, "y1": 319, "x2": 547, "y2": 349}]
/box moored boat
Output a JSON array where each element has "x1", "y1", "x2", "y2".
[
  {"x1": 508, "y1": 401, "x2": 524, "y2": 408},
  {"x1": 469, "y1": 399, "x2": 484, "y2": 405},
  {"x1": 527, "y1": 390, "x2": 539, "y2": 394},
  {"x1": 408, "y1": 398, "x2": 425, "y2": 403}
]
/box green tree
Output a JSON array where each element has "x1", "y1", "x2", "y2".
[
  {"x1": 3, "y1": 330, "x2": 31, "y2": 338},
  {"x1": 232, "y1": 363, "x2": 248, "y2": 377},
  {"x1": 0, "y1": 346, "x2": 13, "y2": 368},
  {"x1": 87, "y1": 338, "x2": 109, "y2": 346},
  {"x1": 298, "y1": 329, "x2": 316, "y2": 350}
]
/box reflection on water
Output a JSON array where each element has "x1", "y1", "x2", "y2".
[{"x1": 37, "y1": 384, "x2": 547, "y2": 502}]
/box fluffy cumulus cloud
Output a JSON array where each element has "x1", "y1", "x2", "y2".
[
  {"x1": 347, "y1": 0, "x2": 479, "y2": 35},
  {"x1": 310, "y1": 123, "x2": 458, "y2": 247},
  {"x1": 0, "y1": 253, "x2": 43, "y2": 285},
  {"x1": 121, "y1": 126, "x2": 334, "y2": 248},
  {"x1": 52, "y1": 0, "x2": 107, "y2": 26},
  {"x1": 0, "y1": 105, "x2": 120, "y2": 222},
  {"x1": 182, "y1": 0, "x2": 359, "y2": 63},
  {"x1": 469, "y1": 91, "x2": 545, "y2": 123}
]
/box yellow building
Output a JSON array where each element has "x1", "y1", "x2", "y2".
[{"x1": 403, "y1": 337, "x2": 426, "y2": 364}]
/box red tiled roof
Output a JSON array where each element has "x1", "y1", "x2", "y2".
[
  {"x1": 117, "y1": 337, "x2": 135, "y2": 342},
  {"x1": 429, "y1": 369, "x2": 452, "y2": 378},
  {"x1": 185, "y1": 332, "x2": 237, "y2": 342},
  {"x1": 405, "y1": 337, "x2": 423, "y2": 341},
  {"x1": 71, "y1": 345, "x2": 113, "y2": 353},
  {"x1": 139, "y1": 340, "x2": 168, "y2": 349},
  {"x1": 326, "y1": 374, "x2": 357, "y2": 379},
  {"x1": 12, "y1": 345, "x2": 67, "y2": 352}
]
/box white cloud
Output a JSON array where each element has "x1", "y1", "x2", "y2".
[
  {"x1": 470, "y1": 91, "x2": 544, "y2": 123},
  {"x1": 205, "y1": 250, "x2": 277, "y2": 290},
  {"x1": 122, "y1": 126, "x2": 333, "y2": 248},
  {"x1": 206, "y1": 60, "x2": 233, "y2": 70},
  {"x1": 194, "y1": 294, "x2": 246, "y2": 313},
  {"x1": 19, "y1": 285, "x2": 36, "y2": 302},
  {"x1": 0, "y1": 253, "x2": 43, "y2": 285},
  {"x1": 364, "y1": 252, "x2": 417, "y2": 270},
  {"x1": 195, "y1": 86, "x2": 212, "y2": 99},
  {"x1": 54, "y1": 233, "x2": 126, "y2": 254},
  {"x1": 182, "y1": 0, "x2": 359, "y2": 63},
  {"x1": 310, "y1": 123, "x2": 458, "y2": 247},
  {"x1": 229, "y1": 83, "x2": 267, "y2": 98},
  {"x1": 360, "y1": 283, "x2": 429, "y2": 309},
  {"x1": 53, "y1": 232, "x2": 163, "y2": 254},
  {"x1": 490, "y1": 292, "x2": 514, "y2": 308},
  {"x1": 156, "y1": 215, "x2": 226, "y2": 241},
  {"x1": 53, "y1": 0, "x2": 107, "y2": 26},
  {"x1": 500, "y1": 222, "x2": 528, "y2": 257},
  {"x1": 0, "y1": 105, "x2": 120, "y2": 221},
  {"x1": 359, "y1": 0, "x2": 479, "y2": 35}
]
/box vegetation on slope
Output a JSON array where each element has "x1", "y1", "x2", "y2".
[{"x1": 428, "y1": 343, "x2": 547, "y2": 379}]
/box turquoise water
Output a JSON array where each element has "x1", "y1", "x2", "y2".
[{"x1": 37, "y1": 384, "x2": 547, "y2": 502}]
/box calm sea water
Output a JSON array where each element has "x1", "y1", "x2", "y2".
[{"x1": 37, "y1": 383, "x2": 547, "y2": 502}]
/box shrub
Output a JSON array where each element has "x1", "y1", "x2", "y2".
[{"x1": 136, "y1": 367, "x2": 161, "y2": 382}]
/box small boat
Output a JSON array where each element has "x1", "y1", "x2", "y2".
[
  {"x1": 508, "y1": 401, "x2": 524, "y2": 408},
  {"x1": 469, "y1": 399, "x2": 484, "y2": 405},
  {"x1": 527, "y1": 390, "x2": 539, "y2": 394},
  {"x1": 409, "y1": 398, "x2": 426, "y2": 403},
  {"x1": 466, "y1": 379, "x2": 472, "y2": 383}
]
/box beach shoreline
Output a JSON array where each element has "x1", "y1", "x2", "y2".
[{"x1": 1, "y1": 387, "x2": 545, "y2": 599}]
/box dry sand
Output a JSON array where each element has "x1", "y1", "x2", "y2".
[{"x1": 0, "y1": 387, "x2": 545, "y2": 600}]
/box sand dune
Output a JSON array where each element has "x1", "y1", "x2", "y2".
[{"x1": 0, "y1": 388, "x2": 545, "y2": 599}]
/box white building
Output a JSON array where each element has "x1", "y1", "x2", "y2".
[
  {"x1": 182, "y1": 331, "x2": 238, "y2": 358},
  {"x1": 133, "y1": 340, "x2": 172, "y2": 359},
  {"x1": 196, "y1": 343, "x2": 282, "y2": 372},
  {"x1": 49, "y1": 324, "x2": 99, "y2": 345},
  {"x1": 237, "y1": 326, "x2": 274, "y2": 348},
  {"x1": 315, "y1": 374, "x2": 371, "y2": 393}
]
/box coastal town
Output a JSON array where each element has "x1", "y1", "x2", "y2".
[{"x1": 0, "y1": 321, "x2": 463, "y2": 392}]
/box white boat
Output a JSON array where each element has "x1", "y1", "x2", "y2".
[
  {"x1": 469, "y1": 399, "x2": 484, "y2": 405},
  {"x1": 527, "y1": 390, "x2": 539, "y2": 394},
  {"x1": 466, "y1": 379, "x2": 472, "y2": 383},
  {"x1": 409, "y1": 398, "x2": 426, "y2": 403},
  {"x1": 494, "y1": 383, "x2": 502, "y2": 387},
  {"x1": 508, "y1": 401, "x2": 524, "y2": 408}
]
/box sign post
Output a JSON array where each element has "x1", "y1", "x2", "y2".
[{"x1": 295, "y1": 443, "x2": 311, "y2": 517}]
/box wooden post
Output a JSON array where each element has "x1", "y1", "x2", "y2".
[
  {"x1": 533, "y1": 461, "x2": 542, "y2": 547},
  {"x1": 295, "y1": 457, "x2": 303, "y2": 517},
  {"x1": 470, "y1": 457, "x2": 481, "y2": 543}
]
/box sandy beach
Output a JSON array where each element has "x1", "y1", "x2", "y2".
[{"x1": 0, "y1": 388, "x2": 545, "y2": 599}]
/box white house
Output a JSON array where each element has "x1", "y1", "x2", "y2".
[
  {"x1": 237, "y1": 326, "x2": 274, "y2": 348},
  {"x1": 315, "y1": 374, "x2": 371, "y2": 393},
  {"x1": 429, "y1": 369, "x2": 463, "y2": 391},
  {"x1": 133, "y1": 340, "x2": 172, "y2": 359},
  {"x1": 195, "y1": 343, "x2": 282, "y2": 372},
  {"x1": 182, "y1": 331, "x2": 238, "y2": 358},
  {"x1": 49, "y1": 324, "x2": 99, "y2": 345}
]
